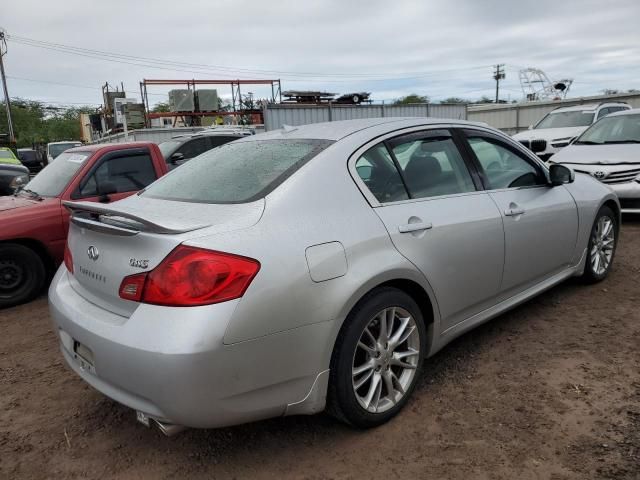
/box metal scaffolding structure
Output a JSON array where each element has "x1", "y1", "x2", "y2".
[{"x1": 139, "y1": 78, "x2": 281, "y2": 127}]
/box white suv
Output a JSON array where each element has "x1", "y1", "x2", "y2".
[{"x1": 512, "y1": 102, "x2": 630, "y2": 161}]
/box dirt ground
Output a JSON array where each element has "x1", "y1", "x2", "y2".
[{"x1": 1, "y1": 220, "x2": 639, "y2": 480}]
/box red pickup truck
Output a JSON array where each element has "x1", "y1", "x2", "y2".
[{"x1": 0, "y1": 142, "x2": 169, "y2": 308}]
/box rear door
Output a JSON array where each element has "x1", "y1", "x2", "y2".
[
  {"x1": 353, "y1": 129, "x2": 505, "y2": 331},
  {"x1": 460, "y1": 128, "x2": 578, "y2": 295}
]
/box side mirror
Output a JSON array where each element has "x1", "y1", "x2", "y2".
[
  {"x1": 97, "y1": 180, "x2": 117, "y2": 203},
  {"x1": 170, "y1": 152, "x2": 185, "y2": 164},
  {"x1": 549, "y1": 164, "x2": 575, "y2": 186},
  {"x1": 528, "y1": 125, "x2": 533, "y2": 130}
]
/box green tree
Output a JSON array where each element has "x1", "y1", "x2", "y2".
[
  {"x1": 393, "y1": 94, "x2": 429, "y2": 104},
  {"x1": 151, "y1": 101, "x2": 171, "y2": 112},
  {"x1": 0, "y1": 98, "x2": 94, "y2": 147},
  {"x1": 440, "y1": 97, "x2": 468, "y2": 104}
]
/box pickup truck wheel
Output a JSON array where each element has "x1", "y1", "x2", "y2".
[{"x1": 0, "y1": 244, "x2": 46, "y2": 308}]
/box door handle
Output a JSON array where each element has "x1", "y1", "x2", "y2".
[
  {"x1": 398, "y1": 222, "x2": 433, "y2": 233},
  {"x1": 504, "y1": 207, "x2": 525, "y2": 216}
]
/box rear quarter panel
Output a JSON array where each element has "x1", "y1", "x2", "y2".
[{"x1": 182, "y1": 138, "x2": 440, "y2": 354}]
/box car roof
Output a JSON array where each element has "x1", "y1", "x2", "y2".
[
  {"x1": 602, "y1": 107, "x2": 640, "y2": 118},
  {"x1": 64, "y1": 141, "x2": 158, "y2": 154},
  {"x1": 552, "y1": 103, "x2": 629, "y2": 113},
  {"x1": 169, "y1": 130, "x2": 252, "y2": 141},
  {"x1": 48, "y1": 141, "x2": 82, "y2": 145},
  {"x1": 244, "y1": 117, "x2": 487, "y2": 141}
]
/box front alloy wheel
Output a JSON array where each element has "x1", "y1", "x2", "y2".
[
  {"x1": 590, "y1": 216, "x2": 615, "y2": 276},
  {"x1": 583, "y1": 205, "x2": 617, "y2": 283}
]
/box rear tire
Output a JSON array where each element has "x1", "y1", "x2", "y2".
[
  {"x1": 0, "y1": 244, "x2": 46, "y2": 308},
  {"x1": 582, "y1": 206, "x2": 617, "y2": 283},
  {"x1": 327, "y1": 287, "x2": 426, "y2": 428}
]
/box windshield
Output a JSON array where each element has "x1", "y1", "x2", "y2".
[
  {"x1": 575, "y1": 114, "x2": 640, "y2": 145},
  {"x1": 536, "y1": 111, "x2": 594, "y2": 129},
  {"x1": 18, "y1": 150, "x2": 37, "y2": 161},
  {"x1": 158, "y1": 140, "x2": 182, "y2": 160},
  {"x1": 143, "y1": 139, "x2": 333, "y2": 203},
  {"x1": 24, "y1": 151, "x2": 91, "y2": 197},
  {"x1": 0, "y1": 150, "x2": 20, "y2": 164},
  {"x1": 49, "y1": 143, "x2": 81, "y2": 159}
]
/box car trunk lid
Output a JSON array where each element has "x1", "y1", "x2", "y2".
[{"x1": 63, "y1": 195, "x2": 264, "y2": 317}]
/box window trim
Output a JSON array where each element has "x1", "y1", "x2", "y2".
[
  {"x1": 458, "y1": 127, "x2": 551, "y2": 192},
  {"x1": 348, "y1": 125, "x2": 484, "y2": 207},
  {"x1": 71, "y1": 147, "x2": 155, "y2": 200}
]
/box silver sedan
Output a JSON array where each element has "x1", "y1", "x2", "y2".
[{"x1": 49, "y1": 118, "x2": 619, "y2": 433}]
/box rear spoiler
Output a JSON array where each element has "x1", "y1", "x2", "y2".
[{"x1": 63, "y1": 200, "x2": 209, "y2": 235}]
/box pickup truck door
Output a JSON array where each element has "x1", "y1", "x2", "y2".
[{"x1": 61, "y1": 147, "x2": 164, "y2": 233}]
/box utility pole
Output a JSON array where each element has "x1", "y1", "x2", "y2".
[
  {"x1": 0, "y1": 30, "x2": 15, "y2": 143},
  {"x1": 493, "y1": 64, "x2": 505, "y2": 104}
]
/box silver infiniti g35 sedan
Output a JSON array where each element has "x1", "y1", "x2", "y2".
[{"x1": 49, "y1": 118, "x2": 620, "y2": 433}]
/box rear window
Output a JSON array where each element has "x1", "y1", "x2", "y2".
[{"x1": 143, "y1": 139, "x2": 332, "y2": 203}]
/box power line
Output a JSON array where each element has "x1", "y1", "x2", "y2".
[
  {"x1": 6, "y1": 33, "x2": 493, "y2": 82},
  {"x1": 6, "y1": 74, "x2": 166, "y2": 96}
]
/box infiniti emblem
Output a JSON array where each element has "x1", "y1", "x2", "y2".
[
  {"x1": 593, "y1": 171, "x2": 607, "y2": 180},
  {"x1": 87, "y1": 246, "x2": 100, "y2": 261}
]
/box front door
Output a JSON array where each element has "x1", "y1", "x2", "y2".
[{"x1": 461, "y1": 129, "x2": 579, "y2": 295}]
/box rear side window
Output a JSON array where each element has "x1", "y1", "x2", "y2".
[
  {"x1": 355, "y1": 145, "x2": 408, "y2": 203},
  {"x1": 389, "y1": 136, "x2": 475, "y2": 199},
  {"x1": 79, "y1": 153, "x2": 156, "y2": 197},
  {"x1": 177, "y1": 137, "x2": 210, "y2": 159},
  {"x1": 143, "y1": 139, "x2": 333, "y2": 203}
]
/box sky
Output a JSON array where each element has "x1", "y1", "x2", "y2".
[{"x1": 2, "y1": 0, "x2": 640, "y2": 108}]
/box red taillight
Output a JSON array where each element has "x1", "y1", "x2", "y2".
[
  {"x1": 118, "y1": 246, "x2": 260, "y2": 307},
  {"x1": 118, "y1": 272, "x2": 146, "y2": 302},
  {"x1": 64, "y1": 242, "x2": 74, "y2": 274}
]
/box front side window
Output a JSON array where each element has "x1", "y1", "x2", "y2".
[
  {"x1": 143, "y1": 139, "x2": 333, "y2": 203},
  {"x1": 158, "y1": 140, "x2": 182, "y2": 160},
  {"x1": 79, "y1": 153, "x2": 156, "y2": 197},
  {"x1": 536, "y1": 111, "x2": 595, "y2": 129},
  {"x1": 466, "y1": 134, "x2": 544, "y2": 189}
]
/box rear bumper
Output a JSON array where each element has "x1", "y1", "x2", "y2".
[{"x1": 48, "y1": 267, "x2": 332, "y2": 428}]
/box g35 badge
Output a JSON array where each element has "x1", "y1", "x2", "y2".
[{"x1": 129, "y1": 258, "x2": 149, "y2": 269}]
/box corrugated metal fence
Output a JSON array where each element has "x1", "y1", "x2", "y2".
[
  {"x1": 263, "y1": 103, "x2": 467, "y2": 131},
  {"x1": 468, "y1": 92, "x2": 640, "y2": 135}
]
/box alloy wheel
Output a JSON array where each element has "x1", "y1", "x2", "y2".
[
  {"x1": 590, "y1": 215, "x2": 615, "y2": 276},
  {"x1": 351, "y1": 307, "x2": 420, "y2": 413}
]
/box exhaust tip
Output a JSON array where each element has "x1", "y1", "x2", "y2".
[
  {"x1": 153, "y1": 419, "x2": 187, "y2": 437},
  {"x1": 136, "y1": 410, "x2": 187, "y2": 436}
]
